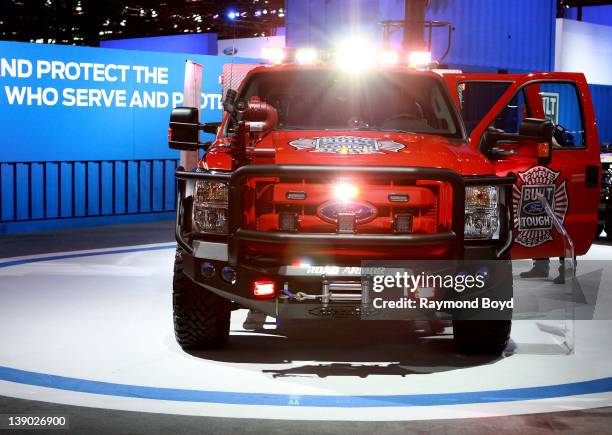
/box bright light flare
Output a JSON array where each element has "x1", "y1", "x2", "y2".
[
  {"x1": 295, "y1": 48, "x2": 318, "y2": 64},
  {"x1": 335, "y1": 38, "x2": 376, "y2": 72},
  {"x1": 408, "y1": 50, "x2": 432, "y2": 67},
  {"x1": 333, "y1": 182, "x2": 360, "y2": 200},
  {"x1": 262, "y1": 47, "x2": 286, "y2": 64},
  {"x1": 378, "y1": 49, "x2": 399, "y2": 66}
]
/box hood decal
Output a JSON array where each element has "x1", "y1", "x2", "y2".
[{"x1": 289, "y1": 136, "x2": 405, "y2": 155}]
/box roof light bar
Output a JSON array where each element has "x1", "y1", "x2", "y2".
[
  {"x1": 335, "y1": 38, "x2": 376, "y2": 72},
  {"x1": 378, "y1": 49, "x2": 399, "y2": 66},
  {"x1": 262, "y1": 47, "x2": 286, "y2": 65},
  {"x1": 259, "y1": 44, "x2": 436, "y2": 70},
  {"x1": 295, "y1": 48, "x2": 319, "y2": 65},
  {"x1": 408, "y1": 50, "x2": 433, "y2": 68}
]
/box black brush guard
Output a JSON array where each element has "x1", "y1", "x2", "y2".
[{"x1": 174, "y1": 165, "x2": 516, "y2": 263}]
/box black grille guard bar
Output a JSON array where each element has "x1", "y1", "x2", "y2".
[{"x1": 175, "y1": 165, "x2": 517, "y2": 265}]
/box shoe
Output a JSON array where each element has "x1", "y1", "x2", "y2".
[
  {"x1": 553, "y1": 274, "x2": 565, "y2": 284},
  {"x1": 242, "y1": 309, "x2": 268, "y2": 330},
  {"x1": 519, "y1": 267, "x2": 549, "y2": 279}
]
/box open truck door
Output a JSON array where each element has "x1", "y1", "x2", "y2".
[{"x1": 443, "y1": 72, "x2": 601, "y2": 259}]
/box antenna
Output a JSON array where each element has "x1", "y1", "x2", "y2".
[{"x1": 227, "y1": 13, "x2": 237, "y2": 102}]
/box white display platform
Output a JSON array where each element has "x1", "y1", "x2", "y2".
[{"x1": 0, "y1": 243, "x2": 611, "y2": 421}]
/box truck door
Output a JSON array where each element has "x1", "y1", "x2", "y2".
[{"x1": 443, "y1": 73, "x2": 601, "y2": 259}]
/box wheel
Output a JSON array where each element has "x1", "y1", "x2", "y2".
[
  {"x1": 453, "y1": 320, "x2": 512, "y2": 355},
  {"x1": 606, "y1": 222, "x2": 612, "y2": 241},
  {"x1": 605, "y1": 211, "x2": 612, "y2": 240},
  {"x1": 173, "y1": 249, "x2": 231, "y2": 350},
  {"x1": 452, "y1": 260, "x2": 512, "y2": 355}
]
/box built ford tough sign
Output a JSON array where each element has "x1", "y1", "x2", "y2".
[{"x1": 167, "y1": 61, "x2": 601, "y2": 355}]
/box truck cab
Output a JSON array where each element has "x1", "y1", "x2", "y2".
[{"x1": 168, "y1": 62, "x2": 600, "y2": 355}]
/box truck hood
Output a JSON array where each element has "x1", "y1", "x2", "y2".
[{"x1": 258, "y1": 131, "x2": 492, "y2": 175}]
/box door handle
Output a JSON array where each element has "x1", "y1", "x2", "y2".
[
  {"x1": 586, "y1": 165, "x2": 599, "y2": 188},
  {"x1": 490, "y1": 147, "x2": 518, "y2": 157}
]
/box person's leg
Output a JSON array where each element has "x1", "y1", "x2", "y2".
[
  {"x1": 519, "y1": 258, "x2": 550, "y2": 278},
  {"x1": 553, "y1": 256, "x2": 576, "y2": 284},
  {"x1": 553, "y1": 257, "x2": 565, "y2": 284}
]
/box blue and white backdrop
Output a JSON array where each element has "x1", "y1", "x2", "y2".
[{"x1": 0, "y1": 40, "x2": 255, "y2": 233}]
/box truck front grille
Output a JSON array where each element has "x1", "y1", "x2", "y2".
[{"x1": 247, "y1": 177, "x2": 449, "y2": 235}]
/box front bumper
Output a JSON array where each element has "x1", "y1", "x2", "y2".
[{"x1": 174, "y1": 165, "x2": 515, "y2": 318}]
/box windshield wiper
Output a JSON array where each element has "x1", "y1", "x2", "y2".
[
  {"x1": 351, "y1": 126, "x2": 378, "y2": 131},
  {"x1": 351, "y1": 127, "x2": 415, "y2": 134}
]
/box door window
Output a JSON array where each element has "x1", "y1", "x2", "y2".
[
  {"x1": 485, "y1": 82, "x2": 585, "y2": 148},
  {"x1": 538, "y1": 82, "x2": 585, "y2": 148},
  {"x1": 457, "y1": 82, "x2": 511, "y2": 135}
]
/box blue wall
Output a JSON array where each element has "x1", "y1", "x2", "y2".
[
  {"x1": 100, "y1": 34, "x2": 218, "y2": 56},
  {"x1": 0, "y1": 40, "x2": 256, "y2": 233},
  {"x1": 590, "y1": 84, "x2": 612, "y2": 146},
  {"x1": 286, "y1": 0, "x2": 557, "y2": 72},
  {"x1": 563, "y1": 5, "x2": 612, "y2": 27}
]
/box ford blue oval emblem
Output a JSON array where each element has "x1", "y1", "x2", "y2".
[
  {"x1": 317, "y1": 201, "x2": 377, "y2": 224},
  {"x1": 522, "y1": 201, "x2": 544, "y2": 216},
  {"x1": 223, "y1": 46, "x2": 238, "y2": 56}
]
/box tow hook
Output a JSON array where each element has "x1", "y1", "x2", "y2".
[{"x1": 280, "y1": 283, "x2": 320, "y2": 302}]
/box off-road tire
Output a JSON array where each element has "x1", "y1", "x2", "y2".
[
  {"x1": 452, "y1": 260, "x2": 512, "y2": 355},
  {"x1": 453, "y1": 320, "x2": 511, "y2": 355},
  {"x1": 173, "y1": 249, "x2": 231, "y2": 350},
  {"x1": 596, "y1": 224, "x2": 604, "y2": 239},
  {"x1": 606, "y1": 223, "x2": 612, "y2": 241}
]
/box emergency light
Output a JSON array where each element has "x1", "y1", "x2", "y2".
[
  {"x1": 333, "y1": 182, "x2": 360, "y2": 201},
  {"x1": 261, "y1": 47, "x2": 286, "y2": 65},
  {"x1": 408, "y1": 50, "x2": 433, "y2": 67},
  {"x1": 261, "y1": 44, "x2": 434, "y2": 71},
  {"x1": 295, "y1": 48, "x2": 319, "y2": 64},
  {"x1": 335, "y1": 38, "x2": 377, "y2": 71},
  {"x1": 378, "y1": 49, "x2": 400, "y2": 66},
  {"x1": 252, "y1": 280, "x2": 276, "y2": 298}
]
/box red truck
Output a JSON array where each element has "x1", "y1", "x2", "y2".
[{"x1": 168, "y1": 62, "x2": 600, "y2": 355}]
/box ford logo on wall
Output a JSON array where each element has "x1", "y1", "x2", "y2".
[
  {"x1": 223, "y1": 46, "x2": 238, "y2": 56},
  {"x1": 317, "y1": 201, "x2": 377, "y2": 224}
]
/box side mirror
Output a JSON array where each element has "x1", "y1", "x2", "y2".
[
  {"x1": 202, "y1": 122, "x2": 221, "y2": 135},
  {"x1": 483, "y1": 118, "x2": 553, "y2": 164},
  {"x1": 169, "y1": 107, "x2": 200, "y2": 150},
  {"x1": 519, "y1": 118, "x2": 553, "y2": 164},
  {"x1": 519, "y1": 118, "x2": 554, "y2": 142}
]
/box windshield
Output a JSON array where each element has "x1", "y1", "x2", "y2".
[{"x1": 235, "y1": 69, "x2": 462, "y2": 138}]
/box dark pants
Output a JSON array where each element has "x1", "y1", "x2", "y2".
[{"x1": 533, "y1": 257, "x2": 576, "y2": 274}]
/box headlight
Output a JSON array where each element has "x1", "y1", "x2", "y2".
[
  {"x1": 464, "y1": 186, "x2": 500, "y2": 239},
  {"x1": 193, "y1": 180, "x2": 229, "y2": 234}
]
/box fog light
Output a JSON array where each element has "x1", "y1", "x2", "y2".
[
  {"x1": 393, "y1": 214, "x2": 413, "y2": 233},
  {"x1": 337, "y1": 212, "x2": 356, "y2": 233},
  {"x1": 201, "y1": 262, "x2": 215, "y2": 278},
  {"x1": 279, "y1": 212, "x2": 298, "y2": 231},
  {"x1": 221, "y1": 266, "x2": 237, "y2": 284},
  {"x1": 286, "y1": 190, "x2": 307, "y2": 200},
  {"x1": 253, "y1": 280, "x2": 276, "y2": 298},
  {"x1": 389, "y1": 193, "x2": 409, "y2": 203}
]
